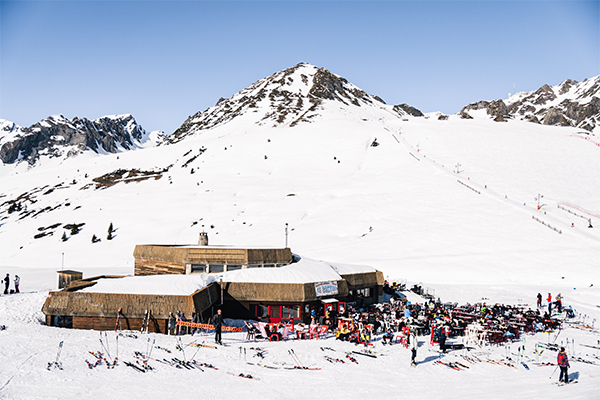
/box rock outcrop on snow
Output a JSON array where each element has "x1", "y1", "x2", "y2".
[
  {"x1": 0, "y1": 114, "x2": 150, "y2": 165},
  {"x1": 458, "y1": 75, "x2": 600, "y2": 132},
  {"x1": 165, "y1": 63, "x2": 422, "y2": 144},
  {"x1": 393, "y1": 104, "x2": 424, "y2": 117}
]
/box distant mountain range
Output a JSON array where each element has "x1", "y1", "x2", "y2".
[
  {"x1": 0, "y1": 114, "x2": 160, "y2": 165},
  {"x1": 459, "y1": 76, "x2": 599, "y2": 131},
  {"x1": 1, "y1": 64, "x2": 598, "y2": 167}
]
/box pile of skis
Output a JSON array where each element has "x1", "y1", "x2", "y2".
[
  {"x1": 86, "y1": 351, "x2": 117, "y2": 369},
  {"x1": 86, "y1": 333, "x2": 118, "y2": 369}
]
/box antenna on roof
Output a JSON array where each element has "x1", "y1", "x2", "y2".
[{"x1": 285, "y1": 223, "x2": 289, "y2": 248}]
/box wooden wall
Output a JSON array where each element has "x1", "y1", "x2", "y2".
[
  {"x1": 43, "y1": 290, "x2": 196, "y2": 320},
  {"x1": 246, "y1": 248, "x2": 292, "y2": 265},
  {"x1": 187, "y1": 248, "x2": 247, "y2": 264},
  {"x1": 223, "y1": 280, "x2": 347, "y2": 303},
  {"x1": 42, "y1": 282, "x2": 220, "y2": 332},
  {"x1": 73, "y1": 316, "x2": 168, "y2": 333},
  {"x1": 133, "y1": 245, "x2": 189, "y2": 264},
  {"x1": 133, "y1": 245, "x2": 293, "y2": 275},
  {"x1": 134, "y1": 259, "x2": 186, "y2": 276},
  {"x1": 341, "y1": 271, "x2": 384, "y2": 290}
]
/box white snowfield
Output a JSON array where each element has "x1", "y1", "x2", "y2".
[{"x1": 1, "y1": 63, "x2": 599, "y2": 398}]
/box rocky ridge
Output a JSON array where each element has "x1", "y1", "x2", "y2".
[
  {"x1": 165, "y1": 63, "x2": 420, "y2": 144},
  {"x1": 0, "y1": 114, "x2": 149, "y2": 165},
  {"x1": 459, "y1": 75, "x2": 600, "y2": 131}
]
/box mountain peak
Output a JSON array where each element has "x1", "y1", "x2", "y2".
[{"x1": 165, "y1": 63, "x2": 389, "y2": 144}]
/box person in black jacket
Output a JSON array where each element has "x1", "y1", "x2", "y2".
[
  {"x1": 212, "y1": 309, "x2": 224, "y2": 345},
  {"x1": 3, "y1": 274, "x2": 9, "y2": 295}
]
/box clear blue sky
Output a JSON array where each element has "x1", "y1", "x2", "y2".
[{"x1": 1, "y1": 1, "x2": 598, "y2": 134}]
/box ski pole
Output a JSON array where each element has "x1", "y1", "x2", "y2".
[
  {"x1": 104, "y1": 332, "x2": 111, "y2": 359},
  {"x1": 191, "y1": 345, "x2": 201, "y2": 362},
  {"x1": 549, "y1": 365, "x2": 559, "y2": 379},
  {"x1": 148, "y1": 339, "x2": 156, "y2": 358}
]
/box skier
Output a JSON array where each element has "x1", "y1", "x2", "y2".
[
  {"x1": 555, "y1": 293, "x2": 563, "y2": 313},
  {"x1": 557, "y1": 347, "x2": 570, "y2": 384},
  {"x1": 3, "y1": 274, "x2": 9, "y2": 295},
  {"x1": 211, "y1": 309, "x2": 224, "y2": 345},
  {"x1": 547, "y1": 293, "x2": 552, "y2": 315},
  {"x1": 14, "y1": 275, "x2": 20, "y2": 293},
  {"x1": 409, "y1": 330, "x2": 418, "y2": 366},
  {"x1": 536, "y1": 293, "x2": 542, "y2": 308}
]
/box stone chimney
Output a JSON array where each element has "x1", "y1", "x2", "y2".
[{"x1": 198, "y1": 232, "x2": 208, "y2": 246}]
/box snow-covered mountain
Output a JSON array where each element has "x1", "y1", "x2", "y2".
[
  {"x1": 0, "y1": 63, "x2": 598, "y2": 294},
  {"x1": 165, "y1": 63, "x2": 419, "y2": 144},
  {"x1": 0, "y1": 114, "x2": 157, "y2": 166},
  {"x1": 459, "y1": 75, "x2": 600, "y2": 132}
]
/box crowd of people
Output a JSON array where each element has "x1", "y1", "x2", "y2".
[{"x1": 325, "y1": 287, "x2": 571, "y2": 351}]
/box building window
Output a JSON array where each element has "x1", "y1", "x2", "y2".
[
  {"x1": 226, "y1": 265, "x2": 242, "y2": 271},
  {"x1": 355, "y1": 288, "x2": 371, "y2": 297},
  {"x1": 208, "y1": 264, "x2": 224, "y2": 273},
  {"x1": 191, "y1": 264, "x2": 206, "y2": 273},
  {"x1": 51, "y1": 315, "x2": 72, "y2": 328},
  {"x1": 282, "y1": 305, "x2": 300, "y2": 319}
]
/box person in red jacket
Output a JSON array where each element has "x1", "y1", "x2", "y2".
[{"x1": 557, "y1": 347, "x2": 570, "y2": 384}]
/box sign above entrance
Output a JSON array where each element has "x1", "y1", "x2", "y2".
[{"x1": 315, "y1": 281, "x2": 338, "y2": 297}]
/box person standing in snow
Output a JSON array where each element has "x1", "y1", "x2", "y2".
[
  {"x1": 536, "y1": 293, "x2": 542, "y2": 308},
  {"x1": 211, "y1": 309, "x2": 224, "y2": 345},
  {"x1": 557, "y1": 347, "x2": 570, "y2": 384},
  {"x1": 438, "y1": 325, "x2": 447, "y2": 353},
  {"x1": 14, "y1": 275, "x2": 20, "y2": 293},
  {"x1": 3, "y1": 274, "x2": 9, "y2": 295},
  {"x1": 555, "y1": 293, "x2": 563, "y2": 313},
  {"x1": 547, "y1": 293, "x2": 552, "y2": 315},
  {"x1": 409, "y1": 330, "x2": 418, "y2": 366}
]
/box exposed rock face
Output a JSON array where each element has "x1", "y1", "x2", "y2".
[
  {"x1": 165, "y1": 63, "x2": 422, "y2": 144},
  {"x1": 487, "y1": 100, "x2": 509, "y2": 119},
  {"x1": 0, "y1": 114, "x2": 146, "y2": 165},
  {"x1": 461, "y1": 100, "x2": 509, "y2": 119},
  {"x1": 393, "y1": 104, "x2": 424, "y2": 117},
  {"x1": 458, "y1": 75, "x2": 600, "y2": 132}
]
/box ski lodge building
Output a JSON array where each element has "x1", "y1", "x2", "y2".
[{"x1": 42, "y1": 234, "x2": 384, "y2": 333}]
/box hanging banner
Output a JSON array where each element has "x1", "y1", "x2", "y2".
[{"x1": 314, "y1": 281, "x2": 338, "y2": 297}]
